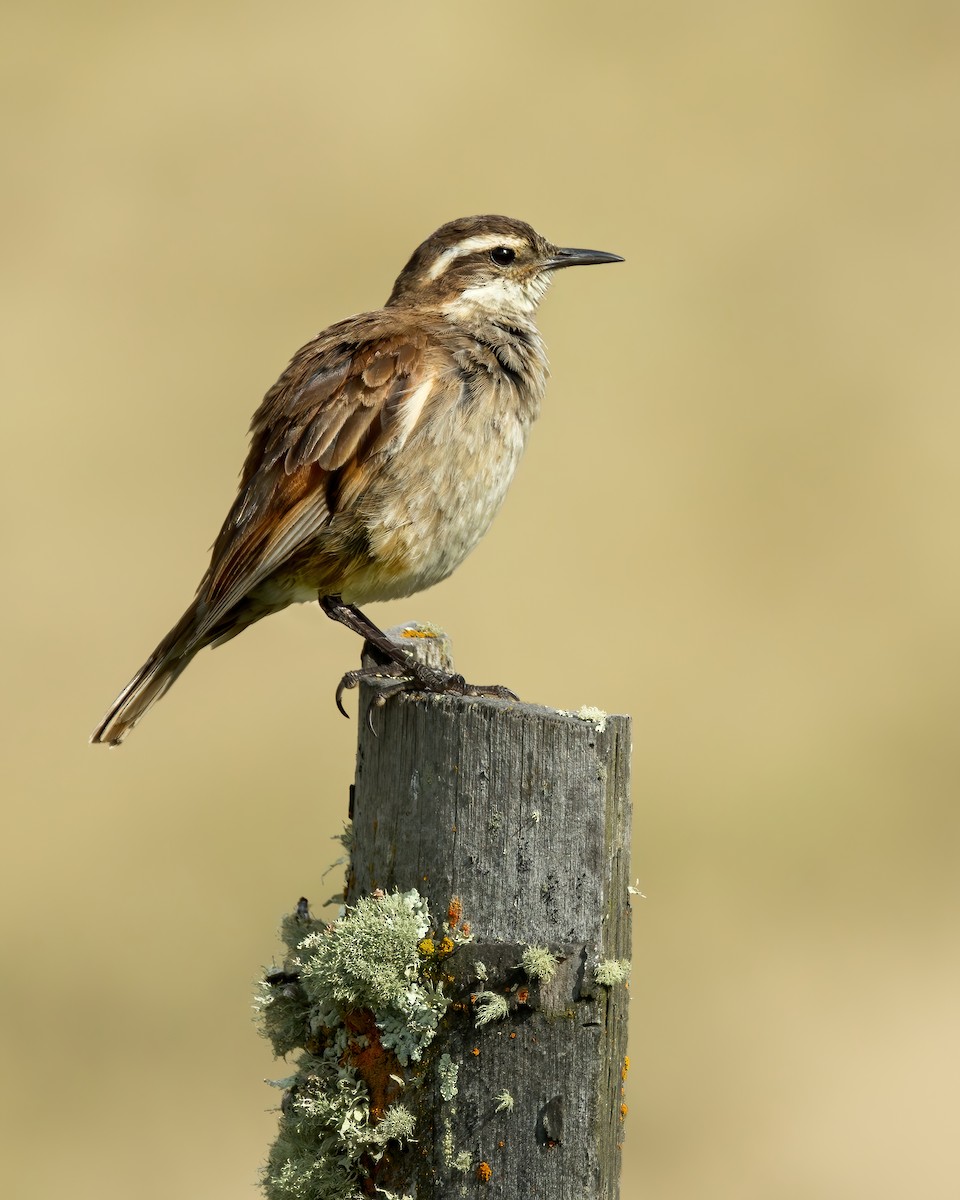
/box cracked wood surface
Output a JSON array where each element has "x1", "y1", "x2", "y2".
[{"x1": 346, "y1": 627, "x2": 633, "y2": 1199}]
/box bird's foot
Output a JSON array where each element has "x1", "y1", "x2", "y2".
[
  {"x1": 335, "y1": 662, "x2": 414, "y2": 718},
  {"x1": 335, "y1": 657, "x2": 518, "y2": 719}
]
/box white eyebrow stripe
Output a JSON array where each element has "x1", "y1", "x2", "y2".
[{"x1": 426, "y1": 233, "x2": 527, "y2": 280}]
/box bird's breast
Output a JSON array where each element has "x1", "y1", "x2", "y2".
[{"x1": 342, "y1": 376, "x2": 538, "y2": 603}]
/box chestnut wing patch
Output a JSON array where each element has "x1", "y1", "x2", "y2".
[{"x1": 190, "y1": 328, "x2": 438, "y2": 640}]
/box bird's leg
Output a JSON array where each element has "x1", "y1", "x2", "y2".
[
  {"x1": 319, "y1": 595, "x2": 419, "y2": 665},
  {"x1": 319, "y1": 594, "x2": 519, "y2": 716},
  {"x1": 320, "y1": 595, "x2": 453, "y2": 714}
]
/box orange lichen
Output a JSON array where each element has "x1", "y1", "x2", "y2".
[
  {"x1": 447, "y1": 896, "x2": 463, "y2": 926},
  {"x1": 471, "y1": 1047, "x2": 480, "y2": 1057},
  {"x1": 475, "y1": 1162, "x2": 492, "y2": 1182},
  {"x1": 620, "y1": 1103, "x2": 628, "y2": 1120},
  {"x1": 340, "y1": 1009, "x2": 402, "y2": 1120},
  {"x1": 516, "y1": 986, "x2": 529, "y2": 1005},
  {"x1": 438, "y1": 936, "x2": 455, "y2": 956},
  {"x1": 622, "y1": 1055, "x2": 630, "y2": 1080}
]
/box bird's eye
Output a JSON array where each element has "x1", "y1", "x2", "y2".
[{"x1": 490, "y1": 246, "x2": 516, "y2": 267}]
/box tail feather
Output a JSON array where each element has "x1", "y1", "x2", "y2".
[
  {"x1": 91, "y1": 609, "x2": 205, "y2": 746},
  {"x1": 91, "y1": 595, "x2": 281, "y2": 745}
]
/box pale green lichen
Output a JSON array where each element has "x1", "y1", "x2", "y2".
[
  {"x1": 263, "y1": 1060, "x2": 373, "y2": 1200},
  {"x1": 555, "y1": 704, "x2": 609, "y2": 732},
  {"x1": 521, "y1": 945, "x2": 559, "y2": 982},
  {"x1": 292, "y1": 889, "x2": 449, "y2": 1067},
  {"x1": 441, "y1": 1119, "x2": 474, "y2": 1172},
  {"x1": 437, "y1": 1053, "x2": 458, "y2": 1101},
  {"x1": 474, "y1": 961, "x2": 488, "y2": 981},
  {"x1": 257, "y1": 890, "x2": 447, "y2": 1200},
  {"x1": 297, "y1": 890, "x2": 429, "y2": 1015},
  {"x1": 368, "y1": 1103, "x2": 416, "y2": 1146},
  {"x1": 473, "y1": 991, "x2": 509, "y2": 1027},
  {"x1": 574, "y1": 705, "x2": 608, "y2": 732},
  {"x1": 494, "y1": 1090, "x2": 514, "y2": 1113},
  {"x1": 440, "y1": 1122, "x2": 455, "y2": 1167},
  {"x1": 594, "y1": 958, "x2": 632, "y2": 987}
]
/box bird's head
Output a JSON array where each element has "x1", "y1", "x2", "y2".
[{"x1": 387, "y1": 215, "x2": 623, "y2": 320}]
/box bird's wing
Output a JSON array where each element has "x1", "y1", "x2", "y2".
[{"x1": 190, "y1": 316, "x2": 444, "y2": 639}]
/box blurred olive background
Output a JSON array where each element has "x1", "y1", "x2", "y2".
[{"x1": 3, "y1": 1, "x2": 959, "y2": 1196}]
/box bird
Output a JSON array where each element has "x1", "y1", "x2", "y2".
[{"x1": 91, "y1": 215, "x2": 623, "y2": 745}]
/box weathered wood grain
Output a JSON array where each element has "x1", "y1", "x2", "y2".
[{"x1": 346, "y1": 627, "x2": 633, "y2": 1199}]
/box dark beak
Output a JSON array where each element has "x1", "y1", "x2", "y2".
[{"x1": 544, "y1": 246, "x2": 625, "y2": 270}]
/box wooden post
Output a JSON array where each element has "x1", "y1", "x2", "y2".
[{"x1": 346, "y1": 626, "x2": 633, "y2": 1198}]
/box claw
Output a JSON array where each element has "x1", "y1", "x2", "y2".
[
  {"x1": 335, "y1": 671, "x2": 361, "y2": 718},
  {"x1": 335, "y1": 663, "x2": 410, "y2": 719},
  {"x1": 365, "y1": 697, "x2": 385, "y2": 737}
]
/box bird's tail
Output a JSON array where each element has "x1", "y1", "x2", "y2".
[
  {"x1": 91, "y1": 604, "x2": 208, "y2": 746},
  {"x1": 92, "y1": 588, "x2": 286, "y2": 745}
]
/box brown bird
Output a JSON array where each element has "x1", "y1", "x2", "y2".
[{"x1": 92, "y1": 215, "x2": 623, "y2": 745}]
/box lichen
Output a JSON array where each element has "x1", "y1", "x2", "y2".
[
  {"x1": 256, "y1": 889, "x2": 454, "y2": 1200},
  {"x1": 368, "y1": 1103, "x2": 416, "y2": 1146},
  {"x1": 398, "y1": 621, "x2": 444, "y2": 639},
  {"x1": 520, "y1": 945, "x2": 559, "y2": 982},
  {"x1": 296, "y1": 890, "x2": 431, "y2": 1021},
  {"x1": 594, "y1": 958, "x2": 632, "y2": 987},
  {"x1": 441, "y1": 1118, "x2": 474, "y2": 1172},
  {"x1": 473, "y1": 991, "x2": 509, "y2": 1027},
  {"x1": 263, "y1": 1061, "x2": 372, "y2": 1200},
  {"x1": 494, "y1": 1090, "x2": 514, "y2": 1113},
  {"x1": 555, "y1": 704, "x2": 609, "y2": 732},
  {"x1": 575, "y1": 705, "x2": 608, "y2": 731},
  {"x1": 437, "y1": 1053, "x2": 458, "y2": 1101}
]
